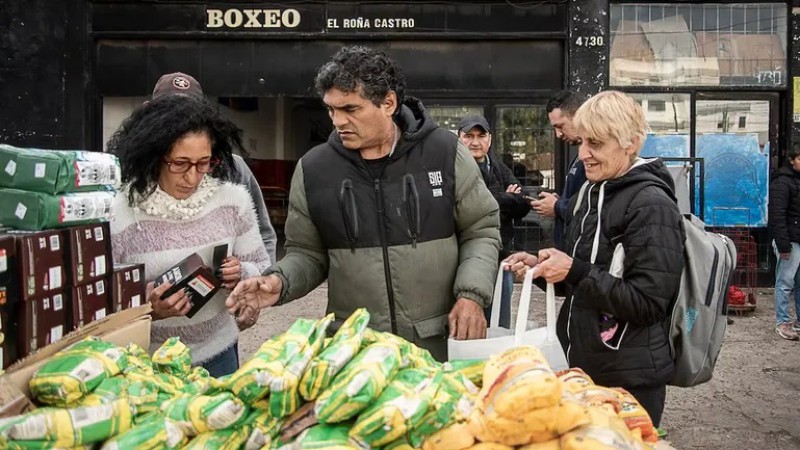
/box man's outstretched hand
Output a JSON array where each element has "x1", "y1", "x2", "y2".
[
  {"x1": 448, "y1": 297, "x2": 487, "y2": 340},
  {"x1": 225, "y1": 274, "x2": 283, "y2": 329}
]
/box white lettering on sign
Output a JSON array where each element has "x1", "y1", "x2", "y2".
[
  {"x1": 207, "y1": 8, "x2": 301, "y2": 29},
  {"x1": 575, "y1": 36, "x2": 604, "y2": 47},
  {"x1": 326, "y1": 17, "x2": 415, "y2": 29}
]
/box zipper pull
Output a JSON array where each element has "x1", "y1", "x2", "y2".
[{"x1": 373, "y1": 179, "x2": 380, "y2": 192}]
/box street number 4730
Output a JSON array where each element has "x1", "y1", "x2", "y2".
[{"x1": 575, "y1": 36, "x2": 604, "y2": 47}]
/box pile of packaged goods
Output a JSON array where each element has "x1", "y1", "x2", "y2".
[
  {"x1": 0, "y1": 308, "x2": 663, "y2": 449},
  {"x1": 0, "y1": 144, "x2": 145, "y2": 370}
]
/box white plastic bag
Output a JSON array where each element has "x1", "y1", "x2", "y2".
[{"x1": 447, "y1": 266, "x2": 568, "y2": 371}]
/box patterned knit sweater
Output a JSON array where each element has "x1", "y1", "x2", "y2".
[{"x1": 110, "y1": 180, "x2": 271, "y2": 364}]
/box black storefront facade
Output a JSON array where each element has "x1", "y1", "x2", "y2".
[{"x1": 2, "y1": 0, "x2": 800, "y2": 283}]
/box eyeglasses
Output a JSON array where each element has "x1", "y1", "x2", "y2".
[{"x1": 163, "y1": 158, "x2": 220, "y2": 174}]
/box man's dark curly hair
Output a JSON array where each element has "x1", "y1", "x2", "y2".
[
  {"x1": 107, "y1": 95, "x2": 243, "y2": 206},
  {"x1": 314, "y1": 45, "x2": 406, "y2": 113}
]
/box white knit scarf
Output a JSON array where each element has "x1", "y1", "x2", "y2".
[{"x1": 132, "y1": 177, "x2": 220, "y2": 220}]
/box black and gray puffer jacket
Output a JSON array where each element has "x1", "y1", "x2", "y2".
[
  {"x1": 560, "y1": 158, "x2": 685, "y2": 388},
  {"x1": 768, "y1": 165, "x2": 800, "y2": 253}
]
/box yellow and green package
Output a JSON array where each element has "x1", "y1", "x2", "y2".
[
  {"x1": 126, "y1": 380, "x2": 161, "y2": 414},
  {"x1": 443, "y1": 359, "x2": 485, "y2": 387},
  {"x1": 30, "y1": 338, "x2": 129, "y2": 407},
  {"x1": 383, "y1": 436, "x2": 415, "y2": 450},
  {"x1": 293, "y1": 423, "x2": 363, "y2": 450},
  {"x1": 183, "y1": 425, "x2": 251, "y2": 450},
  {"x1": 243, "y1": 409, "x2": 284, "y2": 450},
  {"x1": 227, "y1": 318, "x2": 318, "y2": 403},
  {"x1": 350, "y1": 368, "x2": 442, "y2": 447},
  {"x1": 152, "y1": 337, "x2": 192, "y2": 377},
  {"x1": 407, "y1": 371, "x2": 477, "y2": 448},
  {"x1": 299, "y1": 309, "x2": 370, "y2": 401},
  {"x1": 182, "y1": 366, "x2": 214, "y2": 396},
  {"x1": 99, "y1": 417, "x2": 187, "y2": 450},
  {"x1": 79, "y1": 376, "x2": 129, "y2": 406},
  {"x1": 1, "y1": 399, "x2": 133, "y2": 448},
  {"x1": 270, "y1": 314, "x2": 334, "y2": 418},
  {"x1": 162, "y1": 392, "x2": 249, "y2": 437},
  {"x1": 124, "y1": 343, "x2": 154, "y2": 374},
  {"x1": 314, "y1": 341, "x2": 402, "y2": 423},
  {"x1": 362, "y1": 328, "x2": 439, "y2": 369}
]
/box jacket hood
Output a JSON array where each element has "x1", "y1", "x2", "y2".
[
  {"x1": 774, "y1": 165, "x2": 800, "y2": 180},
  {"x1": 603, "y1": 157, "x2": 678, "y2": 203},
  {"x1": 326, "y1": 96, "x2": 437, "y2": 163}
]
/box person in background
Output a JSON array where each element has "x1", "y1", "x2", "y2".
[
  {"x1": 151, "y1": 72, "x2": 278, "y2": 265},
  {"x1": 505, "y1": 91, "x2": 685, "y2": 428},
  {"x1": 459, "y1": 114, "x2": 530, "y2": 327},
  {"x1": 768, "y1": 142, "x2": 800, "y2": 341},
  {"x1": 109, "y1": 95, "x2": 271, "y2": 377},
  {"x1": 226, "y1": 45, "x2": 501, "y2": 361},
  {"x1": 531, "y1": 90, "x2": 588, "y2": 250}
]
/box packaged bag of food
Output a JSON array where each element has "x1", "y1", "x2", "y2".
[
  {"x1": 350, "y1": 368, "x2": 442, "y2": 447},
  {"x1": 290, "y1": 423, "x2": 364, "y2": 450},
  {"x1": 611, "y1": 388, "x2": 658, "y2": 444},
  {"x1": 79, "y1": 376, "x2": 129, "y2": 407},
  {"x1": 314, "y1": 342, "x2": 402, "y2": 423},
  {"x1": 30, "y1": 338, "x2": 129, "y2": 407},
  {"x1": 420, "y1": 422, "x2": 475, "y2": 450},
  {"x1": 124, "y1": 343, "x2": 155, "y2": 376},
  {"x1": 560, "y1": 407, "x2": 647, "y2": 450},
  {"x1": 407, "y1": 371, "x2": 477, "y2": 448},
  {"x1": 464, "y1": 443, "x2": 515, "y2": 450},
  {"x1": 243, "y1": 409, "x2": 284, "y2": 450},
  {"x1": 362, "y1": 329, "x2": 438, "y2": 369},
  {"x1": 125, "y1": 380, "x2": 161, "y2": 414},
  {"x1": 182, "y1": 366, "x2": 214, "y2": 396},
  {"x1": 474, "y1": 398, "x2": 590, "y2": 446},
  {"x1": 518, "y1": 440, "x2": 561, "y2": 450},
  {"x1": 556, "y1": 369, "x2": 595, "y2": 393},
  {"x1": 183, "y1": 426, "x2": 251, "y2": 450},
  {"x1": 99, "y1": 417, "x2": 186, "y2": 450},
  {"x1": 0, "y1": 188, "x2": 115, "y2": 231},
  {"x1": 270, "y1": 314, "x2": 334, "y2": 417},
  {"x1": 152, "y1": 337, "x2": 192, "y2": 377},
  {"x1": 299, "y1": 309, "x2": 370, "y2": 401},
  {"x1": 1, "y1": 399, "x2": 133, "y2": 448},
  {"x1": 443, "y1": 359, "x2": 485, "y2": 387},
  {"x1": 161, "y1": 392, "x2": 249, "y2": 437},
  {"x1": 0, "y1": 144, "x2": 121, "y2": 194},
  {"x1": 228, "y1": 318, "x2": 318, "y2": 403},
  {"x1": 479, "y1": 346, "x2": 561, "y2": 416}
]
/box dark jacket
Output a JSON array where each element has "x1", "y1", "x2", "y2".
[
  {"x1": 559, "y1": 158, "x2": 685, "y2": 388},
  {"x1": 478, "y1": 154, "x2": 530, "y2": 257},
  {"x1": 768, "y1": 165, "x2": 800, "y2": 253},
  {"x1": 267, "y1": 98, "x2": 501, "y2": 360},
  {"x1": 554, "y1": 156, "x2": 586, "y2": 250}
]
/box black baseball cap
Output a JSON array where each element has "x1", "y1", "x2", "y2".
[
  {"x1": 458, "y1": 115, "x2": 491, "y2": 133},
  {"x1": 152, "y1": 72, "x2": 204, "y2": 99}
]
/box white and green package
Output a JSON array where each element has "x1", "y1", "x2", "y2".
[
  {"x1": 349, "y1": 368, "x2": 442, "y2": 447},
  {"x1": 289, "y1": 423, "x2": 365, "y2": 450},
  {"x1": 0, "y1": 144, "x2": 121, "y2": 194},
  {"x1": 227, "y1": 318, "x2": 318, "y2": 403},
  {"x1": 183, "y1": 426, "x2": 251, "y2": 450},
  {"x1": 100, "y1": 417, "x2": 186, "y2": 450},
  {"x1": 314, "y1": 341, "x2": 402, "y2": 423},
  {"x1": 299, "y1": 309, "x2": 370, "y2": 401},
  {"x1": 0, "y1": 398, "x2": 133, "y2": 448},
  {"x1": 0, "y1": 188, "x2": 114, "y2": 231},
  {"x1": 161, "y1": 392, "x2": 249, "y2": 437},
  {"x1": 29, "y1": 338, "x2": 129, "y2": 407},
  {"x1": 243, "y1": 409, "x2": 283, "y2": 450},
  {"x1": 152, "y1": 337, "x2": 192, "y2": 377},
  {"x1": 270, "y1": 314, "x2": 333, "y2": 418}
]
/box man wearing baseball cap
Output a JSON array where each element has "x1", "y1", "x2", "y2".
[
  {"x1": 458, "y1": 114, "x2": 530, "y2": 327},
  {"x1": 151, "y1": 72, "x2": 278, "y2": 265}
]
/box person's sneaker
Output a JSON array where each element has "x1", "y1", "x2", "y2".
[
  {"x1": 775, "y1": 323, "x2": 799, "y2": 340},
  {"x1": 792, "y1": 321, "x2": 800, "y2": 333}
]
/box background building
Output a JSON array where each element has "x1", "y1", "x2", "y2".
[{"x1": 1, "y1": 0, "x2": 799, "y2": 283}]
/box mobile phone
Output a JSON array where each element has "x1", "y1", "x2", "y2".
[{"x1": 212, "y1": 243, "x2": 229, "y2": 273}]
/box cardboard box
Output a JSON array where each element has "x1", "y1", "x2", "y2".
[
  {"x1": 0, "y1": 305, "x2": 151, "y2": 417},
  {"x1": 70, "y1": 279, "x2": 110, "y2": 330},
  {"x1": 17, "y1": 292, "x2": 69, "y2": 358},
  {"x1": 63, "y1": 223, "x2": 112, "y2": 285},
  {"x1": 111, "y1": 263, "x2": 145, "y2": 313},
  {"x1": 154, "y1": 253, "x2": 220, "y2": 319},
  {"x1": 7, "y1": 230, "x2": 65, "y2": 301}
]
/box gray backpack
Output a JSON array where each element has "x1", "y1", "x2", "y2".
[
  {"x1": 669, "y1": 215, "x2": 737, "y2": 387},
  {"x1": 591, "y1": 179, "x2": 737, "y2": 387}
]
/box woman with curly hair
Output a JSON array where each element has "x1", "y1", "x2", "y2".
[{"x1": 108, "y1": 95, "x2": 270, "y2": 377}]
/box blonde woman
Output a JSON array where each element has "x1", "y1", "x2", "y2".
[{"x1": 505, "y1": 91, "x2": 684, "y2": 428}]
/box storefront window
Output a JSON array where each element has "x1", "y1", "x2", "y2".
[
  {"x1": 427, "y1": 106, "x2": 483, "y2": 135},
  {"x1": 628, "y1": 93, "x2": 691, "y2": 158},
  {"x1": 494, "y1": 106, "x2": 555, "y2": 189},
  {"x1": 610, "y1": 3, "x2": 787, "y2": 87}
]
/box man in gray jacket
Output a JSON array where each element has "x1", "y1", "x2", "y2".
[{"x1": 151, "y1": 72, "x2": 277, "y2": 263}]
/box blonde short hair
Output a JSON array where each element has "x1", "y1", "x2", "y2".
[{"x1": 572, "y1": 91, "x2": 649, "y2": 156}]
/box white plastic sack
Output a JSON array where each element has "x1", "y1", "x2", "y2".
[{"x1": 448, "y1": 266, "x2": 568, "y2": 371}]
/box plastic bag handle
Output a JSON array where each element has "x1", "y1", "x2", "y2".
[
  {"x1": 489, "y1": 263, "x2": 507, "y2": 328},
  {"x1": 514, "y1": 268, "x2": 558, "y2": 345}
]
